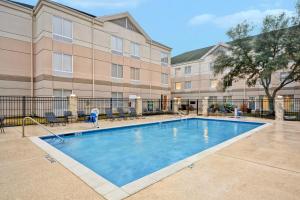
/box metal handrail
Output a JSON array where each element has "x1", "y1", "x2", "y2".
[{"x1": 22, "y1": 117, "x2": 64, "y2": 142}]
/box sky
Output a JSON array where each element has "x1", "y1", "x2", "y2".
[{"x1": 19, "y1": 0, "x2": 297, "y2": 56}]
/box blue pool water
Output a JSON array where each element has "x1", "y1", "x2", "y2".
[{"x1": 42, "y1": 118, "x2": 263, "y2": 186}]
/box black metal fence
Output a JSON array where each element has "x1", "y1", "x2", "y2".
[
  {"x1": 284, "y1": 98, "x2": 300, "y2": 121},
  {"x1": 206, "y1": 98, "x2": 275, "y2": 119},
  {"x1": 0, "y1": 96, "x2": 299, "y2": 127},
  {"x1": 0, "y1": 96, "x2": 69, "y2": 126},
  {"x1": 142, "y1": 99, "x2": 173, "y2": 115},
  {"x1": 77, "y1": 98, "x2": 131, "y2": 119}
]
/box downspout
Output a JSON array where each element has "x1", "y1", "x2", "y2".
[
  {"x1": 31, "y1": 10, "x2": 34, "y2": 97},
  {"x1": 149, "y1": 40, "x2": 152, "y2": 98},
  {"x1": 92, "y1": 19, "x2": 95, "y2": 98}
]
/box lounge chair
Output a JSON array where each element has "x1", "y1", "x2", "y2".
[
  {"x1": 77, "y1": 111, "x2": 88, "y2": 121},
  {"x1": 105, "y1": 108, "x2": 115, "y2": 120},
  {"x1": 219, "y1": 106, "x2": 227, "y2": 116},
  {"x1": 45, "y1": 112, "x2": 66, "y2": 126},
  {"x1": 0, "y1": 115, "x2": 5, "y2": 133},
  {"x1": 129, "y1": 107, "x2": 138, "y2": 119},
  {"x1": 117, "y1": 108, "x2": 127, "y2": 120},
  {"x1": 63, "y1": 111, "x2": 72, "y2": 123}
]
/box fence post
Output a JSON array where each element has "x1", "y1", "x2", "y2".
[
  {"x1": 187, "y1": 99, "x2": 190, "y2": 115},
  {"x1": 135, "y1": 97, "x2": 142, "y2": 116},
  {"x1": 22, "y1": 96, "x2": 26, "y2": 118},
  {"x1": 196, "y1": 99, "x2": 199, "y2": 115},
  {"x1": 110, "y1": 98, "x2": 113, "y2": 111},
  {"x1": 69, "y1": 94, "x2": 78, "y2": 121},
  {"x1": 202, "y1": 97, "x2": 209, "y2": 117},
  {"x1": 275, "y1": 96, "x2": 284, "y2": 121}
]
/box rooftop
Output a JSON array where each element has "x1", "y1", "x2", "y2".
[{"x1": 171, "y1": 45, "x2": 215, "y2": 65}]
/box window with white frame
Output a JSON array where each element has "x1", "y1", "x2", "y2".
[
  {"x1": 111, "y1": 64, "x2": 123, "y2": 78},
  {"x1": 280, "y1": 72, "x2": 290, "y2": 81},
  {"x1": 111, "y1": 36, "x2": 123, "y2": 54},
  {"x1": 175, "y1": 82, "x2": 182, "y2": 90},
  {"x1": 161, "y1": 52, "x2": 169, "y2": 66},
  {"x1": 210, "y1": 79, "x2": 218, "y2": 88},
  {"x1": 131, "y1": 42, "x2": 140, "y2": 58},
  {"x1": 175, "y1": 68, "x2": 180, "y2": 76},
  {"x1": 53, "y1": 52, "x2": 72, "y2": 76},
  {"x1": 112, "y1": 92, "x2": 123, "y2": 108},
  {"x1": 161, "y1": 73, "x2": 169, "y2": 84},
  {"x1": 184, "y1": 66, "x2": 191, "y2": 75},
  {"x1": 130, "y1": 67, "x2": 140, "y2": 80},
  {"x1": 52, "y1": 16, "x2": 73, "y2": 42},
  {"x1": 184, "y1": 81, "x2": 192, "y2": 89}
]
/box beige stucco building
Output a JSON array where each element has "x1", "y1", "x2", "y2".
[
  {"x1": 171, "y1": 43, "x2": 300, "y2": 108},
  {"x1": 0, "y1": 0, "x2": 171, "y2": 99}
]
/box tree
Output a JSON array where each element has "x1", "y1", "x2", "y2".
[{"x1": 213, "y1": 1, "x2": 300, "y2": 112}]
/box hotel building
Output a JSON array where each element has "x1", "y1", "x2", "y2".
[
  {"x1": 0, "y1": 0, "x2": 171, "y2": 100},
  {"x1": 171, "y1": 43, "x2": 300, "y2": 109}
]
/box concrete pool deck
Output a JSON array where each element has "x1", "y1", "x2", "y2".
[{"x1": 0, "y1": 115, "x2": 300, "y2": 200}]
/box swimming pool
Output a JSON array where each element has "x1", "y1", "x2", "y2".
[{"x1": 41, "y1": 118, "x2": 264, "y2": 187}]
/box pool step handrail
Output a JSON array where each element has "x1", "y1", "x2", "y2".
[{"x1": 22, "y1": 117, "x2": 64, "y2": 143}]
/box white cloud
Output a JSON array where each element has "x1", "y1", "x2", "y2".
[
  {"x1": 55, "y1": 0, "x2": 142, "y2": 8},
  {"x1": 188, "y1": 9, "x2": 295, "y2": 28}
]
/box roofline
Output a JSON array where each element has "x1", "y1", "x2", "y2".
[
  {"x1": 98, "y1": 12, "x2": 152, "y2": 40},
  {"x1": 35, "y1": 0, "x2": 101, "y2": 24},
  {"x1": 171, "y1": 43, "x2": 229, "y2": 65},
  {"x1": 98, "y1": 12, "x2": 172, "y2": 51},
  {"x1": 5, "y1": 0, "x2": 171, "y2": 52},
  {"x1": 1, "y1": 0, "x2": 33, "y2": 13}
]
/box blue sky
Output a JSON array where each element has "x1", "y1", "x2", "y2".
[{"x1": 19, "y1": 0, "x2": 297, "y2": 56}]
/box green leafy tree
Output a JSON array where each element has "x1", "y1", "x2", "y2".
[{"x1": 213, "y1": 1, "x2": 300, "y2": 112}]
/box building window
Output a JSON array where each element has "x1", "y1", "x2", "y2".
[
  {"x1": 131, "y1": 42, "x2": 140, "y2": 58},
  {"x1": 175, "y1": 82, "x2": 182, "y2": 90},
  {"x1": 223, "y1": 96, "x2": 232, "y2": 104},
  {"x1": 184, "y1": 81, "x2": 192, "y2": 89},
  {"x1": 53, "y1": 89, "x2": 72, "y2": 115},
  {"x1": 53, "y1": 52, "x2": 72, "y2": 77},
  {"x1": 161, "y1": 52, "x2": 169, "y2": 66},
  {"x1": 280, "y1": 72, "x2": 290, "y2": 81},
  {"x1": 130, "y1": 67, "x2": 140, "y2": 80},
  {"x1": 112, "y1": 64, "x2": 123, "y2": 78},
  {"x1": 111, "y1": 36, "x2": 123, "y2": 54},
  {"x1": 283, "y1": 95, "x2": 294, "y2": 111},
  {"x1": 209, "y1": 96, "x2": 218, "y2": 105},
  {"x1": 210, "y1": 79, "x2": 218, "y2": 88},
  {"x1": 112, "y1": 92, "x2": 123, "y2": 108},
  {"x1": 52, "y1": 16, "x2": 73, "y2": 42},
  {"x1": 248, "y1": 97, "x2": 256, "y2": 110},
  {"x1": 175, "y1": 68, "x2": 180, "y2": 76},
  {"x1": 184, "y1": 66, "x2": 191, "y2": 75},
  {"x1": 161, "y1": 73, "x2": 169, "y2": 85}
]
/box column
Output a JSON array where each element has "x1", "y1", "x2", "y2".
[
  {"x1": 136, "y1": 97, "x2": 142, "y2": 116},
  {"x1": 69, "y1": 94, "x2": 78, "y2": 121},
  {"x1": 172, "y1": 98, "x2": 179, "y2": 113},
  {"x1": 202, "y1": 97, "x2": 209, "y2": 117},
  {"x1": 275, "y1": 95, "x2": 284, "y2": 121}
]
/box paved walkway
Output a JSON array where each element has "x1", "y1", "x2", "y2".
[{"x1": 0, "y1": 116, "x2": 299, "y2": 200}]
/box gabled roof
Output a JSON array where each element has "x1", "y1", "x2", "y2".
[
  {"x1": 171, "y1": 46, "x2": 215, "y2": 65},
  {"x1": 98, "y1": 12, "x2": 171, "y2": 50},
  {"x1": 97, "y1": 12, "x2": 151, "y2": 41}
]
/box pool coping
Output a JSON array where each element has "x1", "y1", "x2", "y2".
[{"x1": 30, "y1": 117, "x2": 272, "y2": 200}]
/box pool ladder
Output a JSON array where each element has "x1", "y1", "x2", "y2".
[{"x1": 22, "y1": 117, "x2": 64, "y2": 143}]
